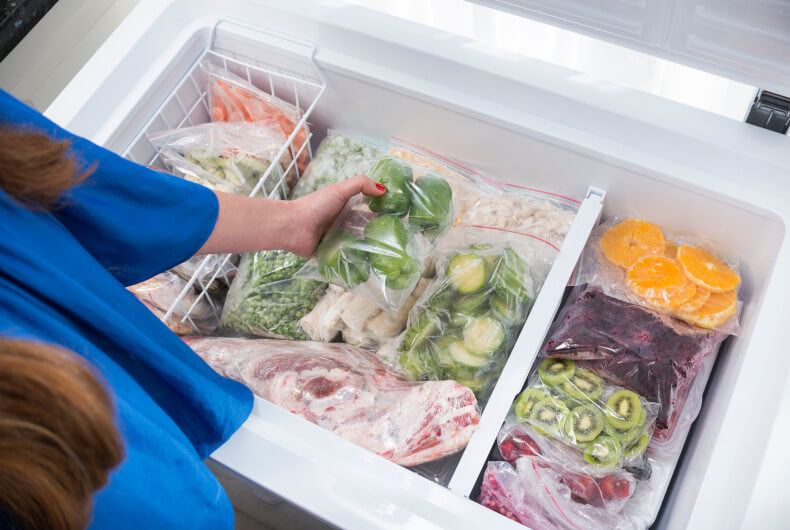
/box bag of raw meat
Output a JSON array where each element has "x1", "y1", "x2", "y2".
[
  {"x1": 388, "y1": 226, "x2": 557, "y2": 401},
  {"x1": 184, "y1": 336, "x2": 480, "y2": 469},
  {"x1": 542, "y1": 285, "x2": 727, "y2": 440},
  {"x1": 579, "y1": 218, "x2": 743, "y2": 335},
  {"x1": 148, "y1": 121, "x2": 287, "y2": 197},
  {"x1": 202, "y1": 61, "x2": 309, "y2": 172}
]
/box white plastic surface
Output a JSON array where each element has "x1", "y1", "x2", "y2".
[
  {"x1": 46, "y1": 1, "x2": 790, "y2": 529},
  {"x1": 471, "y1": 0, "x2": 790, "y2": 97}
]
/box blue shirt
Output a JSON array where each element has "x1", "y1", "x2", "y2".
[{"x1": 0, "y1": 89, "x2": 253, "y2": 529}]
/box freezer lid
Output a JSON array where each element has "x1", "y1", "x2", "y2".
[{"x1": 470, "y1": 0, "x2": 790, "y2": 97}]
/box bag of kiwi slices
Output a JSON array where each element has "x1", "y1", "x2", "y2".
[{"x1": 510, "y1": 358, "x2": 660, "y2": 475}]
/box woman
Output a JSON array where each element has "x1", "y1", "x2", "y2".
[{"x1": 0, "y1": 88, "x2": 385, "y2": 529}]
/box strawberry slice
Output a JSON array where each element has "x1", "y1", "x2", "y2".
[{"x1": 613, "y1": 478, "x2": 631, "y2": 499}]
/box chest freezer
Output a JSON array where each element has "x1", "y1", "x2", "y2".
[{"x1": 44, "y1": 1, "x2": 790, "y2": 528}]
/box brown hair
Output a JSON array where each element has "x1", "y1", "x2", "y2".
[
  {"x1": 0, "y1": 339, "x2": 124, "y2": 530},
  {"x1": 0, "y1": 128, "x2": 92, "y2": 209}
]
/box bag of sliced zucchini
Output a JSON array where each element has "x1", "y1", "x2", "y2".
[{"x1": 390, "y1": 226, "x2": 558, "y2": 401}]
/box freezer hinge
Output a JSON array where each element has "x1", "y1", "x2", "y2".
[{"x1": 745, "y1": 90, "x2": 790, "y2": 134}]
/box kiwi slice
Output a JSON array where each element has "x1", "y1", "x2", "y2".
[
  {"x1": 537, "y1": 358, "x2": 575, "y2": 387},
  {"x1": 604, "y1": 421, "x2": 644, "y2": 448},
  {"x1": 561, "y1": 369, "x2": 604, "y2": 402},
  {"x1": 528, "y1": 398, "x2": 570, "y2": 437},
  {"x1": 565, "y1": 404, "x2": 605, "y2": 443},
  {"x1": 583, "y1": 435, "x2": 622, "y2": 467},
  {"x1": 605, "y1": 390, "x2": 643, "y2": 430},
  {"x1": 514, "y1": 388, "x2": 548, "y2": 420},
  {"x1": 624, "y1": 433, "x2": 650, "y2": 459}
]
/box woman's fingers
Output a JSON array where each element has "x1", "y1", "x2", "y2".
[{"x1": 333, "y1": 174, "x2": 386, "y2": 199}]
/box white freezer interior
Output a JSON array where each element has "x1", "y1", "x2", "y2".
[{"x1": 45, "y1": 1, "x2": 790, "y2": 528}]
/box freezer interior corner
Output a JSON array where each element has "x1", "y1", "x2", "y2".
[{"x1": 56, "y1": 7, "x2": 790, "y2": 530}]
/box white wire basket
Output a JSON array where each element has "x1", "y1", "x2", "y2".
[{"x1": 122, "y1": 20, "x2": 326, "y2": 334}]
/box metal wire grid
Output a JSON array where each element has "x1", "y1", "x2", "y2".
[{"x1": 122, "y1": 24, "x2": 326, "y2": 334}]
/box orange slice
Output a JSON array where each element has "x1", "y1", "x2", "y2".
[
  {"x1": 664, "y1": 240, "x2": 679, "y2": 259},
  {"x1": 677, "y1": 245, "x2": 740, "y2": 293},
  {"x1": 600, "y1": 220, "x2": 665, "y2": 269},
  {"x1": 644, "y1": 278, "x2": 696, "y2": 310},
  {"x1": 680, "y1": 289, "x2": 736, "y2": 329},
  {"x1": 674, "y1": 285, "x2": 710, "y2": 313},
  {"x1": 627, "y1": 256, "x2": 688, "y2": 301}
]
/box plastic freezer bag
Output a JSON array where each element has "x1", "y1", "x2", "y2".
[
  {"x1": 219, "y1": 250, "x2": 327, "y2": 340},
  {"x1": 184, "y1": 336, "x2": 479, "y2": 467},
  {"x1": 218, "y1": 133, "x2": 386, "y2": 341},
  {"x1": 543, "y1": 285, "x2": 726, "y2": 440},
  {"x1": 148, "y1": 121, "x2": 288, "y2": 197},
  {"x1": 296, "y1": 155, "x2": 469, "y2": 316},
  {"x1": 129, "y1": 271, "x2": 219, "y2": 335},
  {"x1": 202, "y1": 61, "x2": 309, "y2": 172},
  {"x1": 391, "y1": 226, "x2": 557, "y2": 401},
  {"x1": 478, "y1": 460, "x2": 638, "y2": 530},
  {"x1": 290, "y1": 131, "x2": 383, "y2": 199},
  {"x1": 510, "y1": 368, "x2": 658, "y2": 474},
  {"x1": 579, "y1": 218, "x2": 743, "y2": 334}
]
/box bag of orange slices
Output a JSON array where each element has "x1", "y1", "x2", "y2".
[{"x1": 578, "y1": 218, "x2": 742, "y2": 335}]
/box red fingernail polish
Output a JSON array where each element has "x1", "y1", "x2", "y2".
[{"x1": 376, "y1": 183, "x2": 387, "y2": 192}]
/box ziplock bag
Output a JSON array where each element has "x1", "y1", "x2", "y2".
[
  {"x1": 219, "y1": 250, "x2": 326, "y2": 340},
  {"x1": 543, "y1": 285, "x2": 726, "y2": 440},
  {"x1": 579, "y1": 218, "x2": 743, "y2": 334},
  {"x1": 391, "y1": 226, "x2": 557, "y2": 401},
  {"x1": 184, "y1": 336, "x2": 479, "y2": 468},
  {"x1": 129, "y1": 271, "x2": 219, "y2": 335},
  {"x1": 291, "y1": 131, "x2": 383, "y2": 199},
  {"x1": 478, "y1": 460, "x2": 638, "y2": 530},
  {"x1": 148, "y1": 121, "x2": 287, "y2": 198},
  {"x1": 219, "y1": 133, "x2": 387, "y2": 341},
  {"x1": 510, "y1": 366, "x2": 658, "y2": 474},
  {"x1": 202, "y1": 61, "x2": 309, "y2": 172},
  {"x1": 295, "y1": 155, "x2": 473, "y2": 316},
  {"x1": 390, "y1": 137, "x2": 580, "y2": 248}
]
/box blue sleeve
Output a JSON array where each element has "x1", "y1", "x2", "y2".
[{"x1": 0, "y1": 89, "x2": 219, "y2": 286}]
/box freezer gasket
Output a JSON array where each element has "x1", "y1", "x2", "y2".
[{"x1": 121, "y1": 20, "x2": 326, "y2": 334}]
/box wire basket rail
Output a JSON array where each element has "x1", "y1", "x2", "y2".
[{"x1": 122, "y1": 20, "x2": 326, "y2": 334}]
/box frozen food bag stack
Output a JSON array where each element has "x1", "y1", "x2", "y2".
[
  {"x1": 219, "y1": 132, "x2": 384, "y2": 340},
  {"x1": 129, "y1": 272, "x2": 220, "y2": 335},
  {"x1": 477, "y1": 217, "x2": 737, "y2": 528},
  {"x1": 184, "y1": 336, "x2": 479, "y2": 467}
]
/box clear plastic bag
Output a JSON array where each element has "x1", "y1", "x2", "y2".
[
  {"x1": 296, "y1": 155, "x2": 471, "y2": 316},
  {"x1": 218, "y1": 250, "x2": 327, "y2": 340},
  {"x1": 148, "y1": 121, "x2": 288, "y2": 197},
  {"x1": 391, "y1": 226, "x2": 557, "y2": 401},
  {"x1": 217, "y1": 133, "x2": 387, "y2": 341},
  {"x1": 579, "y1": 218, "x2": 743, "y2": 335},
  {"x1": 510, "y1": 367, "x2": 659, "y2": 474},
  {"x1": 129, "y1": 272, "x2": 219, "y2": 335},
  {"x1": 478, "y1": 460, "x2": 638, "y2": 529},
  {"x1": 202, "y1": 61, "x2": 309, "y2": 172},
  {"x1": 291, "y1": 131, "x2": 383, "y2": 199},
  {"x1": 543, "y1": 285, "x2": 726, "y2": 440},
  {"x1": 183, "y1": 336, "x2": 480, "y2": 467}
]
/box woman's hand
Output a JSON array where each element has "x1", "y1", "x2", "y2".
[
  {"x1": 288, "y1": 174, "x2": 385, "y2": 257},
  {"x1": 197, "y1": 175, "x2": 385, "y2": 257}
]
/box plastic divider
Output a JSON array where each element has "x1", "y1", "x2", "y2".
[{"x1": 447, "y1": 186, "x2": 605, "y2": 496}]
